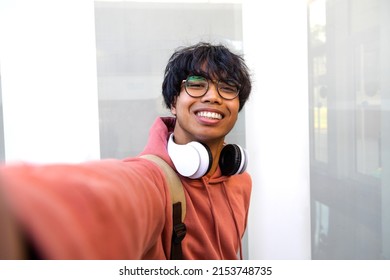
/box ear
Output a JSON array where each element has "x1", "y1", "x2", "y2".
[{"x1": 170, "y1": 96, "x2": 177, "y2": 115}]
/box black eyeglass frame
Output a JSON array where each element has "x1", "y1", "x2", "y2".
[{"x1": 182, "y1": 75, "x2": 240, "y2": 100}]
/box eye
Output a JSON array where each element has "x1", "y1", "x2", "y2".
[{"x1": 187, "y1": 83, "x2": 207, "y2": 90}]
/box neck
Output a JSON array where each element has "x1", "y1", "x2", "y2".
[{"x1": 204, "y1": 139, "x2": 225, "y2": 176}]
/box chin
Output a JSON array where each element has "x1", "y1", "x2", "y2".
[{"x1": 194, "y1": 132, "x2": 227, "y2": 144}]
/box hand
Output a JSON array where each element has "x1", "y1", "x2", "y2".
[{"x1": 0, "y1": 187, "x2": 25, "y2": 259}]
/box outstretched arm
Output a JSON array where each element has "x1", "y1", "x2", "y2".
[{"x1": 0, "y1": 158, "x2": 171, "y2": 259}]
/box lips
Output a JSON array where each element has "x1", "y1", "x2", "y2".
[{"x1": 196, "y1": 111, "x2": 223, "y2": 120}]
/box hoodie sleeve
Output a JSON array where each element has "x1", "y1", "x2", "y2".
[{"x1": 0, "y1": 158, "x2": 170, "y2": 259}]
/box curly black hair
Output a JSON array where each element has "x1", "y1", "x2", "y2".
[{"x1": 162, "y1": 42, "x2": 252, "y2": 112}]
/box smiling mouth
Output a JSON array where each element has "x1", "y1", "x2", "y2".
[{"x1": 196, "y1": 111, "x2": 223, "y2": 120}]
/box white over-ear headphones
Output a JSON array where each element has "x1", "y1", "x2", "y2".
[{"x1": 167, "y1": 133, "x2": 247, "y2": 179}]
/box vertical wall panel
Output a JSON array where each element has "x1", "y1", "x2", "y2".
[
  {"x1": 242, "y1": 0, "x2": 311, "y2": 259},
  {"x1": 0, "y1": 0, "x2": 100, "y2": 163}
]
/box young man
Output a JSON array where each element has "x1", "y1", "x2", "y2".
[{"x1": 0, "y1": 42, "x2": 252, "y2": 260}]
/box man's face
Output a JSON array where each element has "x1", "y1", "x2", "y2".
[{"x1": 171, "y1": 77, "x2": 240, "y2": 145}]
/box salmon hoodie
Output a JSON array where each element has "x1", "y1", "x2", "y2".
[{"x1": 0, "y1": 117, "x2": 252, "y2": 259}]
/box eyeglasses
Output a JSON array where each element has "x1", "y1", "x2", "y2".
[{"x1": 182, "y1": 75, "x2": 240, "y2": 100}]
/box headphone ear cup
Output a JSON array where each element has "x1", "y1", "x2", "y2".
[
  {"x1": 219, "y1": 144, "x2": 248, "y2": 176},
  {"x1": 167, "y1": 134, "x2": 212, "y2": 179},
  {"x1": 186, "y1": 141, "x2": 212, "y2": 178}
]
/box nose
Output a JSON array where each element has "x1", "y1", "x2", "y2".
[{"x1": 201, "y1": 82, "x2": 222, "y2": 104}]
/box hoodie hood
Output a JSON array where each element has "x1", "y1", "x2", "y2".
[{"x1": 139, "y1": 117, "x2": 175, "y2": 166}]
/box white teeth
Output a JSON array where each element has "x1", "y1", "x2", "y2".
[{"x1": 197, "y1": 111, "x2": 222, "y2": 120}]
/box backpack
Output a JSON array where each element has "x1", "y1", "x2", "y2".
[{"x1": 140, "y1": 155, "x2": 187, "y2": 260}]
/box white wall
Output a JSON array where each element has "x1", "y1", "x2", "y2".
[
  {"x1": 242, "y1": 0, "x2": 311, "y2": 259},
  {"x1": 0, "y1": 0, "x2": 100, "y2": 163}
]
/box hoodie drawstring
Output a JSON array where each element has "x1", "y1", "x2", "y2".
[
  {"x1": 202, "y1": 177, "x2": 224, "y2": 259},
  {"x1": 222, "y1": 182, "x2": 244, "y2": 260}
]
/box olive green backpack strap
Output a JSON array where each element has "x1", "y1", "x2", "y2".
[{"x1": 140, "y1": 154, "x2": 187, "y2": 260}]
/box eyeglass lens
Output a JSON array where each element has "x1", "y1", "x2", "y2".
[{"x1": 185, "y1": 76, "x2": 239, "y2": 100}]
